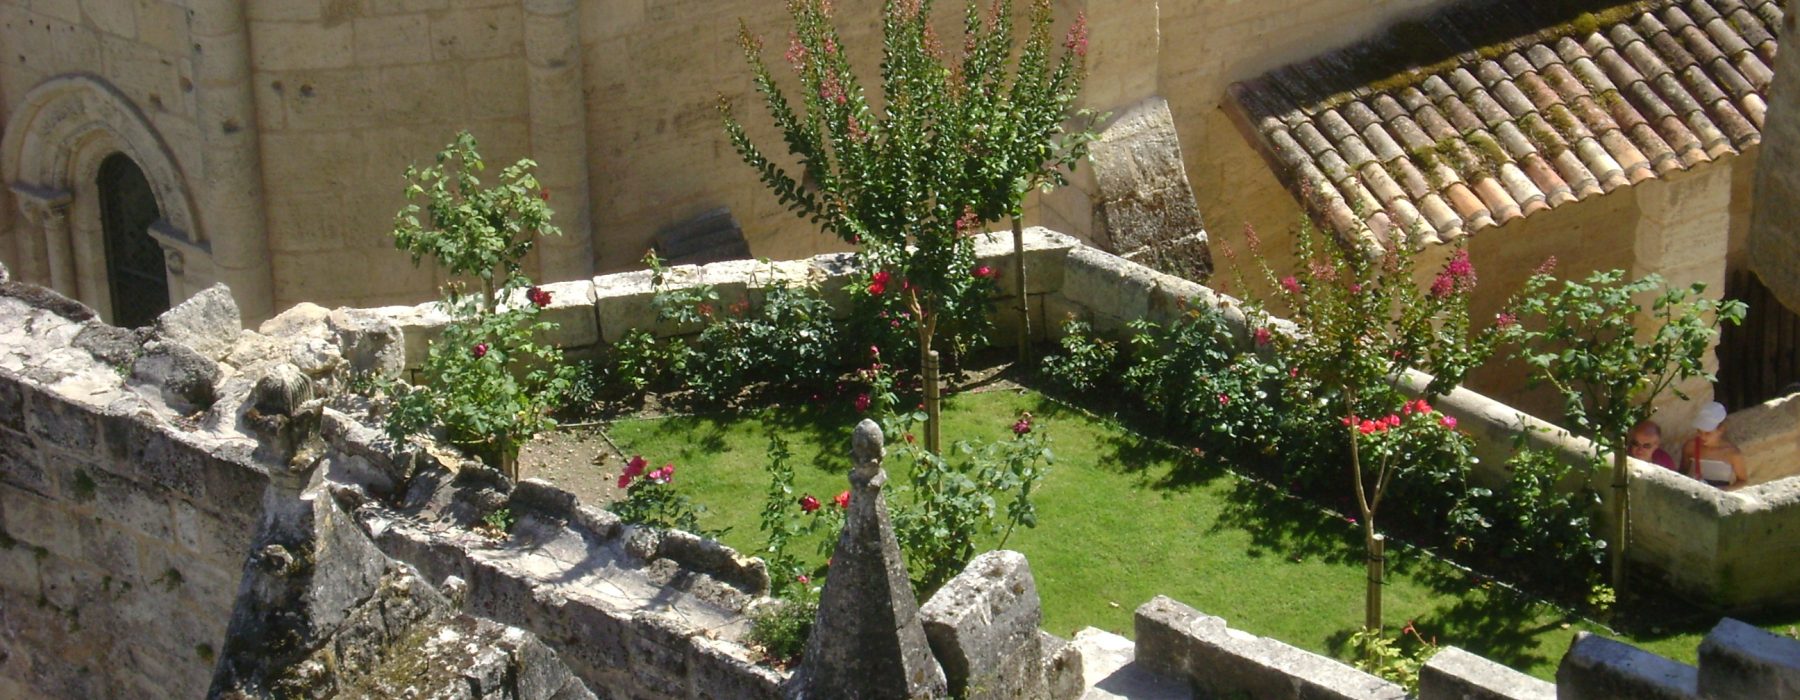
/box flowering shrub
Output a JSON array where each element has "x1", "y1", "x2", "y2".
[
  {"x1": 612, "y1": 455, "x2": 716, "y2": 536},
  {"x1": 1039, "y1": 318, "x2": 1118, "y2": 394},
  {"x1": 889, "y1": 411, "x2": 1054, "y2": 594},
  {"x1": 723, "y1": 0, "x2": 1093, "y2": 452},
  {"x1": 758, "y1": 437, "x2": 843, "y2": 595},
  {"x1": 383, "y1": 132, "x2": 574, "y2": 479},
  {"x1": 590, "y1": 254, "x2": 846, "y2": 408}
]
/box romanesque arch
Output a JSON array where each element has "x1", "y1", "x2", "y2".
[{"x1": 2, "y1": 73, "x2": 202, "y2": 323}]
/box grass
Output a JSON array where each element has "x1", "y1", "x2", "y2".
[{"x1": 603, "y1": 388, "x2": 1800, "y2": 680}]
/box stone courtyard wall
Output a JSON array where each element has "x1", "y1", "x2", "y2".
[
  {"x1": 0, "y1": 291, "x2": 267, "y2": 697},
  {"x1": 356, "y1": 227, "x2": 1800, "y2": 611}
]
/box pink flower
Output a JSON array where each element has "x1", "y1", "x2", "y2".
[
  {"x1": 471, "y1": 343, "x2": 489, "y2": 359},
  {"x1": 956, "y1": 207, "x2": 981, "y2": 236},
  {"x1": 870, "y1": 345, "x2": 881, "y2": 359},
  {"x1": 1280, "y1": 276, "x2": 1301, "y2": 295},
  {"x1": 1217, "y1": 393, "x2": 1230, "y2": 407},
  {"x1": 1441, "y1": 415, "x2": 1459, "y2": 429},
  {"x1": 1348, "y1": 283, "x2": 1363, "y2": 295},
  {"x1": 797, "y1": 574, "x2": 810, "y2": 585},
  {"x1": 1429, "y1": 273, "x2": 1455, "y2": 298},
  {"x1": 1253, "y1": 327, "x2": 1272, "y2": 347},
  {"x1": 1342, "y1": 415, "x2": 1357, "y2": 426},
  {"x1": 1534, "y1": 255, "x2": 1558, "y2": 275},
  {"x1": 1012, "y1": 416, "x2": 1033, "y2": 435},
  {"x1": 974, "y1": 265, "x2": 997, "y2": 280},
  {"x1": 649, "y1": 464, "x2": 675, "y2": 484},
  {"x1": 1494, "y1": 312, "x2": 1518, "y2": 329},
  {"x1": 800, "y1": 494, "x2": 821, "y2": 513},
  {"x1": 1358, "y1": 419, "x2": 1379, "y2": 435},
  {"x1": 1385, "y1": 414, "x2": 1402, "y2": 428},
  {"x1": 835, "y1": 490, "x2": 850, "y2": 509},
  {"x1": 785, "y1": 36, "x2": 808, "y2": 69},
  {"x1": 1064, "y1": 12, "x2": 1088, "y2": 57},
  {"x1": 855, "y1": 394, "x2": 871, "y2": 413},
  {"x1": 1415, "y1": 399, "x2": 1432, "y2": 414},
  {"x1": 616, "y1": 474, "x2": 632, "y2": 489},
  {"x1": 527, "y1": 286, "x2": 552, "y2": 308},
  {"x1": 868, "y1": 270, "x2": 890, "y2": 296}
]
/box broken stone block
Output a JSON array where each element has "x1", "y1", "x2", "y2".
[
  {"x1": 72, "y1": 322, "x2": 145, "y2": 369},
  {"x1": 131, "y1": 340, "x2": 221, "y2": 411},
  {"x1": 1135, "y1": 595, "x2": 1405, "y2": 700},
  {"x1": 326, "y1": 307, "x2": 405, "y2": 378},
  {"x1": 153, "y1": 284, "x2": 241, "y2": 362},
  {"x1": 920, "y1": 550, "x2": 1048, "y2": 700}
]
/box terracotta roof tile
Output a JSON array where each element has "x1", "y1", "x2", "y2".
[{"x1": 1226, "y1": 0, "x2": 1780, "y2": 247}]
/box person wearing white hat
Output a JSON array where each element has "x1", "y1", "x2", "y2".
[{"x1": 1681, "y1": 401, "x2": 1746, "y2": 489}]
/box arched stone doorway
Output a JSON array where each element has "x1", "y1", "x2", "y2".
[
  {"x1": 2, "y1": 75, "x2": 205, "y2": 326},
  {"x1": 96, "y1": 154, "x2": 169, "y2": 327}
]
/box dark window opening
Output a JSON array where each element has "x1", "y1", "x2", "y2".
[{"x1": 96, "y1": 153, "x2": 169, "y2": 328}]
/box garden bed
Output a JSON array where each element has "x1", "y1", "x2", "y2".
[{"x1": 514, "y1": 384, "x2": 1800, "y2": 680}]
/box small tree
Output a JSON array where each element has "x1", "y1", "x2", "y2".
[
  {"x1": 1500, "y1": 267, "x2": 1746, "y2": 595},
  {"x1": 1250, "y1": 220, "x2": 1494, "y2": 634},
  {"x1": 721, "y1": 0, "x2": 1091, "y2": 451},
  {"x1": 384, "y1": 132, "x2": 575, "y2": 480}
]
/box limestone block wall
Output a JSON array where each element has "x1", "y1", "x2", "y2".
[
  {"x1": 247, "y1": 0, "x2": 538, "y2": 310},
  {"x1": 0, "y1": 295, "x2": 268, "y2": 697}
]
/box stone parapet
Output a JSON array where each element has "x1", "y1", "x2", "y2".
[
  {"x1": 1555, "y1": 631, "x2": 1700, "y2": 700},
  {"x1": 1418, "y1": 646, "x2": 1555, "y2": 700},
  {"x1": 1697, "y1": 618, "x2": 1800, "y2": 698},
  {"x1": 1134, "y1": 595, "x2": 1407, "y2": 700}
]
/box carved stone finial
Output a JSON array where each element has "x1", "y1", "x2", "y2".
[
  {"x1": 852, "y1": 418, "x2": 884, "y2": 479},
  {"x1": 787, "y1": 419, "x2": 947, "y2": 699}
]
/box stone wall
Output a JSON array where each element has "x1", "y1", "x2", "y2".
[
  {"x1": 1729, "y1": 392, "x2": 1800, "y2": 484},
  {"x1": 0, "y1": 284, "x2": 268, "y2": 697}
]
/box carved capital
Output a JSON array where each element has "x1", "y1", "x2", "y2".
[{"x1": 10, "y1": 182, "x2": 72, "y2": 227}]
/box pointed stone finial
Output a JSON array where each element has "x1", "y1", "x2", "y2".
[{"x1": 786, "y1": 420, "x2": 947, "y2": 699}]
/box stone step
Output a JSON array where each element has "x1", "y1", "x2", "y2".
[{"x1": 1073, "y1": 627, "x2": 1193, "y2": 700}]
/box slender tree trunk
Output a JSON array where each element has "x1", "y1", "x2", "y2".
[
  {"x1": 924, "y1": 349, "x2": 942, "y2": 454},
  {"x1": 1012, "y1": 217, "x2": 1030, "y2": 367},
  {"x1": 1366, "y1": 530, "x2": 1385, "y2": 633},
  {"x1": 1611, "y1": 443, "x2": 1629, "y2": 595}
]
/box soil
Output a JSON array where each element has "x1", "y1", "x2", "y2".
[{"x1": 517, "y1": 424, "x2": 631, "y2": 508}]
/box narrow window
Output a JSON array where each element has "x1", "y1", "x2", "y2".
[{"x1": 96, "y1": 153, "x2": 169, "y2": 327}]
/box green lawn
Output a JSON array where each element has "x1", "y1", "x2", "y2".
[{"x1": 604, "y1": 388, "x2": 1797, "y2": 680}]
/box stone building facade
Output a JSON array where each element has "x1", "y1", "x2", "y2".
[
  {"x1": 0, "y1": 0, "x2": 1497, "y2": 325},
  {"x1": 0, "y1": 0, "x2": 1787, "y2": 386}
]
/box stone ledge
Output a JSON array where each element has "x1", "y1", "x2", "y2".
[
  {"x1": 1134, "y1": 595, "x2": 1406, "y2": 700},
  {"x1": 1556, "y1": 631, "x2": 1698, "y2": 700},
  {"x1": 1420, "y1": 646, "x2": 1555, "y2": 700},
  {"x1": 1697, "y1": 618, "x2": 1800, "y2": 698}
]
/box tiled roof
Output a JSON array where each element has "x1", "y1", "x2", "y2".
[{"x1": 1227, "y1": 0, "x2": 1782, "y2": 248}]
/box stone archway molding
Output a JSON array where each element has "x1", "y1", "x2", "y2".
[{"x1": 2, "y1": 73, "x2": 210, "y2": 319}]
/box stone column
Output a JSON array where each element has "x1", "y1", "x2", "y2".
[
  {"x1": 1633, "y1": 165, "x2": 1733, "y2": 435},
  {"x1": 10, "y1": 184, "x2": 72, "y2": 291},
  {"x1": 789, "y1": 419, "x2": 947, "y2": 699},
  {"x1": 523, "y1": 0, "x2": 596, "y2": 282},
  {"x1": 189, "y1": 0, "x2": 274, "y2": 323}
]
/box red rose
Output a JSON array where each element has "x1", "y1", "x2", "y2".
[
  {"x1": 868, "y1": 270, "x2": 891, "y2": 296},
  {"x1": 974, "y1": 265, "x2": 996, "y2": 279},
  {"x1": 800, "y1": 494, "x2": 821, "y2": 513},
  {"x1": 471, "y1": 343, "x2": 488, "y2": 359},
  {"x1": 527, "y1": 286, "x2": 552, "y2": 308},
  {"x1": 855, "y1": 394, "x2": 871, "y2": 412},
  {"x1": 834, "y1": 491, "x2": 850, "y2": 509}
]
